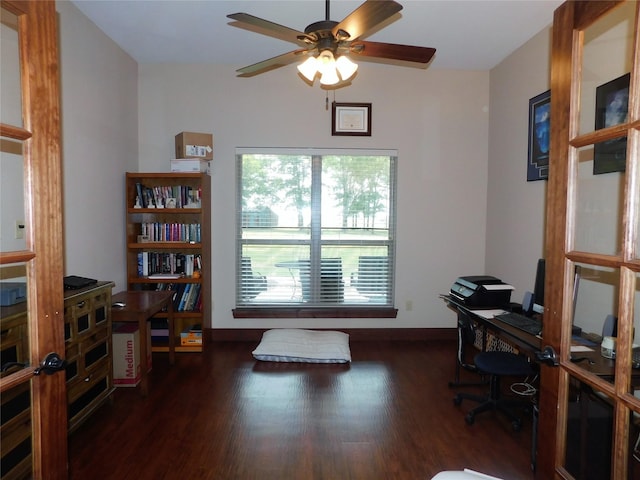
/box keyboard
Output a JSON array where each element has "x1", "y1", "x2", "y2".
[{"x1": 495, "y1": 312, "x2": 542, "y2": 336}]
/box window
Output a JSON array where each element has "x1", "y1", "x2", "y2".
[{"x1": 235, "y1": 148, "x2": 397, "y2": 313}]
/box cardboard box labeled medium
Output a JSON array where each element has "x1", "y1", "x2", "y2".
[
  {"x1": 112, "y1": 323, "x2": 152, "y2": 387},
  {"x1": 175, "y1": 132, "x2": 213, "y2": 160}
]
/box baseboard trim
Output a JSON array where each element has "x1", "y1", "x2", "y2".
[{"x1": 207, "y1": 328, "x2": 455, "y2": 342}]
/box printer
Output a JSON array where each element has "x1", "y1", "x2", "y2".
[{"x1": 449, "y1": 275, "x2": 514, "y2": 309}]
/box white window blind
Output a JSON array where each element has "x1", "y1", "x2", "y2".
[{"x1": 236, "y1": 148, "x2": 397, "y2": 308}]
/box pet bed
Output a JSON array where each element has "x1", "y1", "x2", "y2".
[{"x1": 252, "y1": 329, "x2": 351, "y2": 363}]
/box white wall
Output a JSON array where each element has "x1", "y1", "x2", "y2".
[
  {"x1": 138, "y1": 64, "x2": 490, "y2": 329},
  {"x1": 485, "y1": 27, "x2": 551, "y2": 302},
  {"x1": 487, "y1": 4, "x2": 637, "y2": 337},
  {"x1": 51, "y1": 3, "x2": 563, "y2": 332},
  {"x1": 6, "y1": 3, "x2": 628, "y2": 334},
  {"x1": 57, "y1": 1, "x2": 138, "y2": 290}
]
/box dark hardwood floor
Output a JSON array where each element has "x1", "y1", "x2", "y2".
[{"x1": 68, "y1": 340, "x2": 536, "y2": 479}]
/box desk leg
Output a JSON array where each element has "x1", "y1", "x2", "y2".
[
  {"x1": 167, "y1": 299, "x2": 175, "y2": 365},
  {"x1": 138, "y1": 315, "x2": 149, "y2": 397}
]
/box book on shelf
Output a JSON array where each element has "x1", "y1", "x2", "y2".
[
  {"x1": 132, "y1": 182, "x2": 202, "y2": 209},
  {"x1": 184, "y1": 284, "x2": 201, "y2": 312},
  {"x1": 150, "y1": 318, "x2": 169, "y2": 342},
  {"x1": 136, "y1": 252, "x2": 202, "y2": 278},
  {"x1": 178, "y1": 283, "x2": 191, "y2": 311},
  {"x1": 139, "y1": 222, "x2": 201, "y2": 243},
  {"x1": 148, "y1": 273, "x2": 183, "y2": 280}
]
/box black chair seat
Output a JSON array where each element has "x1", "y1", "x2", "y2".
[
  {"x1": 474, "y1": 351, "x2": 533, "y2": 377},
  {"x1": 454, "y1": 350, "x2": 535, "y2": 431}
]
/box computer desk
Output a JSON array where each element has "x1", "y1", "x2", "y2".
[
  {"x1": 111, "y1": 290, "x2": 175, "y2": 396},
  {"x1": 442, "y1": 295, "x2": 622, "y2": 376},
  {"x1": 443, "y1": 295, "x2": 639, "y2": 474}
]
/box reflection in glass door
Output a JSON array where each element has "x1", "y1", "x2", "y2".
[{"x1": 1, "y1": 8, "x2": 32, "y2": 477}]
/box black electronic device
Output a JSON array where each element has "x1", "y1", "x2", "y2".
[
  {"x1": 602, "y1": 314, "x2": 618, "y2": 338},
  {"x1": 63, "y1": 275, "x2": 97, "y2": 290},
  {"x1": 531, "y1": 258, "x2": 545, "y2": 314},
  {"x1": 522, "y1": 260, "x2": 582, "y2": 337},
  {"x1": 449, "y1": 275, "x2": 513, "y2": 309},
  {"x1": 522, "y1": 290, "x2": 535, "y2": 314},
  {"x1": 570, "y1": 265, "x2": 582, "y2": 335},
  {"x1": 496, "y1": 311, "x2": 542, "y2": 336}
]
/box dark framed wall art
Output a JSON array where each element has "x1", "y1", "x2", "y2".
[
  {"x1": 593, "y1": 72, "x2": 630, "y2": 175},
  {"x1": 332, "y1": 102, "x2": 372, "y2": 136},
  {"x1": 527, "y1": 90, "x2": 550, "y2": 181}
]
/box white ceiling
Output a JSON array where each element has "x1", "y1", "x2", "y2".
[{"x1": 70, "y1": 0, "x2": 563, "y2": 70}]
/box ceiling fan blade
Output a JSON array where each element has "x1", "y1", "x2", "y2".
[
  {"x1": 350, "y1": 41, "x2": 436, "y2": 64},
  {"x1": 332, "y1": 0, "x2": 403, "y2": 41},
  {"x1": 228, "y1": 12, "x2": 310, "y2": 46},
  {"x1": 236, "y1": 49, "x2": 310, "y2": 77}
]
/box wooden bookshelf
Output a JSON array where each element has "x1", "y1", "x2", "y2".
[{"x1": 125, "y1": 172, "x2": 210, "y2": 353}]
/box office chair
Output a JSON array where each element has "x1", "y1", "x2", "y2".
[
  {"x1": 453, "y1": 313, "x2": 535, "y2": 431},
  {"x1": 448, "y1": 311, "x2": 488, "y2": 389}
]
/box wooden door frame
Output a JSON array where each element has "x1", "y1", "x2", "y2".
[
  {"x1": 536, "y1": 1, "x2": 639, "y2": 478},
  {"x1": 0, "y1": 0, "x2": 67, "y2": 478}
]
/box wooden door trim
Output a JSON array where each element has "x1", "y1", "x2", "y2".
[{"x1": 1, "y1": 0, "x2": 67, "y2": 478}]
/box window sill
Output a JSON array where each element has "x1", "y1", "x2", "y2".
[{"x1": 232, "y1": 307, "x2": 398, "y2": 319}]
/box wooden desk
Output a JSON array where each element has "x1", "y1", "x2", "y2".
[
  {"x1": 451, "y1": 300, "x2": 621, "y2": 376},
  {"x1": 111, "y1": 290, "x2": 174, "y2": 395}
]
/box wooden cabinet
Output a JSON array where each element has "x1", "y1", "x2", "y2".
[
  {"x1": 64, "y1": 281, "x2": 115, "y2": 433},
  {"x1": 0, "y1": 281, "x2": 114, "y2": 478},
  {"x1": 125, "y1": 173, "x2": 211, "y2": 352}
]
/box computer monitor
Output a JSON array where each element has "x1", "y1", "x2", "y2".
[
  {"x1": 571, "y1": 265, "x2": 582, "y2": 334},
  {"x1": 531, "y1": 258, "x2": 545, "y2": 314}
]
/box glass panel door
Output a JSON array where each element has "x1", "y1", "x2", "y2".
[
  {"x1": 0, "y1": 1, "x2": 67, "y2": 478},
  {"x1": 541, "y1": 1, "x2": 640, "y2": 478}
]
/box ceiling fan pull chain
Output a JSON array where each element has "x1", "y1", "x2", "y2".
[{"x1": 326, "y1": 91, "x2": 329, "y2": 110}]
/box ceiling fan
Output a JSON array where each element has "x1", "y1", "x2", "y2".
[{"x1": 227, "y1": 0, "x2": 436, "y2": 86}]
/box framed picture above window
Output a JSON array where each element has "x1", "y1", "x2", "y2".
[
  {"x1": 527, "y1": 90, "x2": 550, "y2": 181},
  {"x1": 594, "y1": 72, "x2": 629, "y2": 175},
  {"x1": 332, "y1": 102, "x2": 372, "y2": 136}
]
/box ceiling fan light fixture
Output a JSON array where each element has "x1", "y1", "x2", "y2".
[
  {"x1": 335, "y1": 55, "x2": 358, "y2": 81},
  {"x1": 319, "y1": 66, "x2": 340, "y2": 85},
  {"x1": 229, "y1": 0, "x2": 437, "y2": 84},
  {"x1": 297, "y1": 56, "x2": 319, "y2": 81},
  {"x1": 318, "y1": 50, "x2": 339, "y2": 85}
]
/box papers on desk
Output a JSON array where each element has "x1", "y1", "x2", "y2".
[
  {"x1": 570, "y1": 345, "x2": 594, "y2": 352},
  {"x1": 483, "y1": 283, "x2": 515, "y2": 291},
  {"x1": 469, "y1": 309, "x2": 508, "y2": 319}
]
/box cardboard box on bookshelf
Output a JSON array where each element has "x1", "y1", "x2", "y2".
[
  {"x1": 180, "y1": 324, "x2": 202, "y2": 346},
  {"x1": 171, "y1": 158, "x2": 211, "y2": 174},
  {"x1": 175, "y1": 131, "x2": 213, "y2": 160},
  {"x1": 112, "y1": 323, "x2": 152, "y2": 387}
]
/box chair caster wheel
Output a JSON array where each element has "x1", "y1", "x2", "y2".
[
  {"x1": 512, "y1": 420, "x2": 522, "y2": 432},
  {"x1": 453, "y1": 395, "x2": 462, "y2": 406},
  {"x1": 465, "y1": 413, "x2": 475, "y2": 425}
]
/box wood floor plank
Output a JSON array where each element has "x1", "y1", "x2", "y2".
[{"x1": 68, "y1": 340, "x2": 535, "y2": 479}]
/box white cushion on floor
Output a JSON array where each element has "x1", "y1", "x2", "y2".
[
  {"x1": 431, "y1": 470, "x2": 504, "y2": 480},
  {"x1": 252, "y1": 329, "x2": 351, "y2": 363}
]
